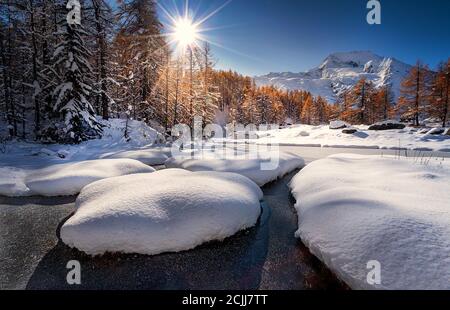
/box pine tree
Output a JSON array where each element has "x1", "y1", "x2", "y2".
[
  {"x1": 397, "y1": 61, "x2": 431, "y2": 126},
  {"x1": 52, "y1": 9, "x2": 101, "y2": 143}
]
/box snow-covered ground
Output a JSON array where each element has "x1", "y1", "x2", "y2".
[
  {"x1": 249, "y1": 124, "x2": 450, "y2": 152},
  {"x1": 0, "y1": 118, "x2": 168, "y2": 169},
  {"x1": 0, "y1": 159, "x2": 154, "y2": 197},
  {"x1": 61, "y1": 169, "x2": 263, "y2": 256},
  {"x1": 165, "y1": 151, "x2": 305, "y2": 186},
  {"x1": 290, "y1": 154, "x2": 450, "y2": 290}
]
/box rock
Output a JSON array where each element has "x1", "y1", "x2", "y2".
[
  {"x1": 427, "y1": 128, "x2": 445, "y2": 135},
  {"x1": 445, "y1": 128, "x2": 450, "y2": 136},
  {"x1": 368, "y1": 121, "x2": 406, "y2": 131},
  {"x1": 297, "y1": 131, "x2": 310, "y2": 137},
  {"x1": 342, "y1": 128, "x2": 358, "y2": 134},
  {"x1": 330, "y1": 120, "x2": 349, "y2": 130}
]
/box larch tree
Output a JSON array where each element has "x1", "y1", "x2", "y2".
[
  {"x1": 115, "y1": 0, "x2": 165, "y2": 121},
  {"x1": 90, "y1": 0, "x2": 113, "y2": 120},
  {"x1": 429, "y1": 59, "x2": 450, "y2": 127},
  {"x1": 343, "y1": 78, "x2": 375, "y2": 124},
  {"x1": 300, "y1": 93, "x2": 313, "y2": 125},
  {"x1": 397, "y1": 61, "x2": 431, "y2": 126}
]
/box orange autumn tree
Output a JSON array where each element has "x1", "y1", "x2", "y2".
[
  {"x1": 372, "y1": 85, "x2": 395, "y2": 122},
  {"x1": 342, "y1": 78, "x2": 375, "y2": 124},
  {"x1": 397, "y1": 61, "x2": 431, "y2": 126},
  {"x1": 429, "y1": 59, "x2": 450, "y2": 127},
  {"x1": 300, "y1": 94, "x2": 314, "y2": 124}
]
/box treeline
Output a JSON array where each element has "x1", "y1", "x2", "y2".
[
  {"x1": 0, "y1": 0, "x2": 220, "y2": 143},
  {"x1": 212, "y1": 58, "x2": 449, "y2": 129},
  {"x1": 337, "y1": 60, "x2": 450, "y2": 127},
  {"x1": 1, "y1": 0, "x2": 449, "y2": 144}
]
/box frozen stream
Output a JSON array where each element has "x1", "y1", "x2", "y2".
[{"x1": 1, "y1": 146, "x2": 448, "y2": 289}]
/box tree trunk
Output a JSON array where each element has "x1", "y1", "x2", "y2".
[
  {"x1": 92, "y1": 0, "x2": 109, "y2": 120},
  {"x1": 443, "y1": 70, "x2": 449, "y2": 128},
  {"x1": 164, "y1": 51, "x2": 169, "y2": 131},
  {"x1": 415, "y1": 65, "x2": 420, "y2": 126}
]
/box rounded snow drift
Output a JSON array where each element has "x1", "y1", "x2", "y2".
[
  {"x1": 25, "y1": 159, "x2": 155, "y2": 197},
  {"x1": 60, "y1": 169, "x2": 263, "y2": 256}
]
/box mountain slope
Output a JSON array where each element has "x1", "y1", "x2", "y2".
[{"x1": 255, "y1": 51, "x2": 412, "y2": 102}]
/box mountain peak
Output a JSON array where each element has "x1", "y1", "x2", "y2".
[{"x1": 255, "y1": 51, "x2": 412, "y2": 102}]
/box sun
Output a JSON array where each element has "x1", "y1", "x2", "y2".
[
  {"x1": 173, "y1": 18, "x2": 199, "y2": 48},
  {"x1": 158, "y1": 0, "x2": 233, "y2": 54}
]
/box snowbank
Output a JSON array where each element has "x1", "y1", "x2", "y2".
[
  {"x1": 250, "y1": 124, "x2": 450, "y2": 152},
  {"x1": 289, "y1": 154, "x2": 450, "y2": 290},
  {"x1": 61, "y1": 169, "x2": 263, "y2": 256},
  {"x1": 0, "y1": 159, "x2": 154, "y2": 197},
  {"x1": 165, "y1": 151, "x2": 305, "y2": 186},
  {"x1": 100, "y1": 149, "x2": 169, "y2": 166},
  {"x1": 0, "y1": 118, "x2": 166, "y2": 170}
]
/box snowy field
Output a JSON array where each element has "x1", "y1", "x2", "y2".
[
  {"x1": 245, "y1": 124, "x2": 450, "y2": 152},
  {"x1": 61, "y1": 169, "x2": 263, "y2": 256},
  {"x1": 290, "y1": 154, "x2": 450, "y2": 290}
]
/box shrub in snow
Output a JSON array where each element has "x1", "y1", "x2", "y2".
[
  {"x1": 165, "y1": 151, "x2": 305, "y2": 187},
  {"x1": 0, "y1": 159, "x2": 154, "y2": 197},
  {"x1": 60, "y1": 169, "x2": 263, "y2": 256},
  {"x1": 329, "y1": 120, "x2": 349, "y2": 130},
  {"x1": 290, "y1": 154, "x2": 450, "y2": 290},
  {"x1": 368, "y1": 120, "x2": 405, "y2": 131}
]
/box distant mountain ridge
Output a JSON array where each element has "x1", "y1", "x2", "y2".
[{"x1": 254, "y1": 51, "x2": 412, "y2": 102}]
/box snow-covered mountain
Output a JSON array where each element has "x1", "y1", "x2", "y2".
[{"x1": 255, "y1": 51, "x2": 412, "y2": 102}]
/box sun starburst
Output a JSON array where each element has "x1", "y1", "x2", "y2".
[{"x1": 158, "y1": 0, "x2": 231, "y2": 54}]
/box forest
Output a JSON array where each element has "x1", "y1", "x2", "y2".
[{"x1": 0, "y1": 0, "x2": 449, "y2": 144}]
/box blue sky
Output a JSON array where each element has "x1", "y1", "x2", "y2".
[{"x1": 158, "y1": 0, "x2": 450, "y2": 76}]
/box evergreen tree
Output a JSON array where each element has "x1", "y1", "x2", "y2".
[{"x1": 52, "y1": 8, "x2": 101, "y2": 143}]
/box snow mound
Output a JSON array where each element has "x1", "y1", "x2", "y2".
[
  {"x1": 289, "y1": 154, "x2": 450, "y2": 290},
  {"x1": 0, "y1": 167, "x2": 30, "y2": 196},
  {"x1": 100, "y1": 149, "x2": 169, "y2": 166},
  {"x1": 0, "y1": 159, "x2": 154, "y2": 197},
  {"x1": 165, "y1": 151, "x2": 305, "y2": 186},
  {"x1": 60, "y1": 169, "x2": 263, "y2": 256}
]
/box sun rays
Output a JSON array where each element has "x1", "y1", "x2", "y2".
[{"x1": 158, "y1": 0, "x2": 232, "y2": 54}]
